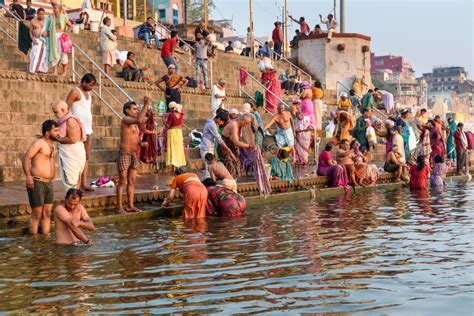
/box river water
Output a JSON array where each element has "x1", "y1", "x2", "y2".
[{"x1": 1, "y1": 182, "x2": 473, "y2": 314}]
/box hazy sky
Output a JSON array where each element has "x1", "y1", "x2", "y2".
[{"x1": 211, "y1": 0, "x2": 473, "y2": 77}]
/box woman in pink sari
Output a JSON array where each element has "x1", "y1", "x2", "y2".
[
  {"x1": 427, "y1": 119, "x2": 446, "y2": 166},
  {"x1": 300, "y1": 81, "x2": 315, "y2": 128},
  {"x1": 317, "y1": 143, "x2": 349, "y2": 189},
  {"x1": 261, "y1": 64, "x2": 282, "y2": 113}
]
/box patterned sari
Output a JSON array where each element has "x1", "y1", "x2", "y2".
[{"x1": 206, "y1": 186, "x2": 246, "y2": 217}]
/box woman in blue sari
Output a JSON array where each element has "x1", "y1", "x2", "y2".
[{"x1": 446, "y1": 118, "x2": 457, "y2": 162}]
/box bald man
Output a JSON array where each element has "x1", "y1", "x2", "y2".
[{"x1": 52, "y1": 100, "x2": 87, "y2": 189}]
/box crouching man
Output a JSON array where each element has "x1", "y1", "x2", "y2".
[{"x1": 54, "y1": 188, "x2": 94, "y2": 245}]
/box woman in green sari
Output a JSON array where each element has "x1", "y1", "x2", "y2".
[{"x1": 446, "y1": 118, "x2": 457, "y2": 162}]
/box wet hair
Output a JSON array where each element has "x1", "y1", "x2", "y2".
[
  {"x1": 349, "y1": 139, "x2": 358, "y2": 149},
  {"x1": 170, "y1": 30, "x2": 178, "y2": 38},
  {"x1": 174, "y1": 167, "x2": 186, "y2": 176},
  {"x1": 123, "y1": 101, "x2": 137, "y2": 115},
  {"x1": 434, "y1": 155, "x2": 444, "y2": 164},
  {"x1": 416, "y1": 155, "x2": 425, "y2": 171},
  {"x1": 65, "y1": 188, "x2": 83, "y2": 200},
  {"x1": 215, "y1": 110, "x2": 229, "y2": 122},
  {"x1": 324, "y1": 143, "x2": 333, "y2": 151},
  {"x1": 42, "y1": 119, "x2": 58, "y2": 136},
  {"x1": 37, "y1": 8, "x2": 45, "y2": 13},
  {"x1": 81, "y1": 73, "x2": 96, "y2": 84},
  {"x1": 103, "y1": 16, "x2": 110, "y2": 25},
  {"x1": 340, "y1": 139, "x2": 349, "y2": 146},
  {"x1": 202, "y1": 178, "x2": 217, "y2": 187},
  {"x1": 204, "y1": 153, "x2": 215, "y2": 163},
  {"x1": 127, "y1": 51, "x2": 135, "y2": 59}
]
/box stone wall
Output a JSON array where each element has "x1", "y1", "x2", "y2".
[{"x1": 296, "y1": 33, "x2": 372, "y2": 91}]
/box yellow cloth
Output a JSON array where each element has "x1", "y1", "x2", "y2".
[
  {"x1": 338, "y1": 99, "x2": 352, "y2": 111},
  {"x1": 166, "y1": 128, "x2": 186, "y2": 167}
]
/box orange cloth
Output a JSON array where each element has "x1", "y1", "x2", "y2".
[
  {"x1": 311, "y1": 87, "x2": 324, "y2": 100},
  {"x1": 170, "y1": 173, "x2": 198, "y2": 189},
  {"x1": 180, "y1": 181, "x2": 208, "y2": 219},
  {"x1": 338, "y1": 99, "x2": 352, "y2": 111}
]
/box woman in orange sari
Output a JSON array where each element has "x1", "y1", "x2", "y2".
[
  {"x1": 332, "y1": 110, "x2": 355, "y2": 145},
  {"x1": 162, "y1": 169, "x2": 208, "y2": 219}
]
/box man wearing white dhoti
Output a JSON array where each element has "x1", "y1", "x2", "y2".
[
  {"x1": 28, "y1": 8, "x2": 48, "y2": 73},
  {"x1": 52, "y1": 100, "x2": 87, "y2": 189}
]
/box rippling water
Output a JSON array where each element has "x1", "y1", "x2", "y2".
[{"x1": 1, "y1": 182, "x2": 473, "y2": 314}]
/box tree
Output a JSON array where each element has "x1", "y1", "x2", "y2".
[{"x1": 185, "y1": 0, "x2": 216, "y2": 23}]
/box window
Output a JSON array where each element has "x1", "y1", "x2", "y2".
[
  {"x1": 173, "y1": 9, "x2": 178, "y2": 25},
  {"x1": 159, "y1": 9, "x2": 165, "y2": 19},
  {"x1": 172, "y1": 3, "x2": 179, "y2": 25},
  {"x1": 375, "y1": 59, "x2": 384, "y2": 66}
]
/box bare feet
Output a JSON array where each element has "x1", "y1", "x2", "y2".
[
  {"x1": 116, "y1": 207, "x2": 127, "y2": 214},
  {"x1": 127, "y1": 206, "x2": 143, "y2": 212}
]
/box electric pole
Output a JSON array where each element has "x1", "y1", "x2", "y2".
[
  {"x1": 249, "y1": 0, "x2": 254, "y2": 58},
  {"x1": 340, "y1": 0, "x2": 345, "y2": 33},
  {"x1": 204, "y1": 0, "x2": 208, "y2": 28},
  {"x1": 284, "y1": 0, "x2": 288, "y2": 58}
]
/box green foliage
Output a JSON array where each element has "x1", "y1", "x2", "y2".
[{"x1": 185, "y1": 0, "x2": 216, "y2": 22}]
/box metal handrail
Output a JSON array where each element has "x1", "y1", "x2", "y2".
[
  {"x1": 239, "y1": 68, "x2": 290, "y2": 110},
  {"x1": 0, "y1": 8, "x2": 127, "y2": 119},
  {"x1": 336, "y1": 80, "x2": 388, "y2": 120},
  {"x1": 72, "y1": 44, "x2": 133, "y2": 103},
  {"x1": 254, "y1": 38, "x2": 312, "y2": 82},
  {"x1": 153, "y1": 19, "x2": 195, "y2": 53}
]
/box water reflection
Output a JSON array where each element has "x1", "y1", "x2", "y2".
[{"x1": 0, "y1": 183, "x2": 473, "y2": 314}]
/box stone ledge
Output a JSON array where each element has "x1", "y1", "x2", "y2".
[{"x1": 300, "y1": 32, "x2": 371, "y2": 42}]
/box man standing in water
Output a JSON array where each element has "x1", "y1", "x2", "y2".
[
  {"x1": 22, "y1": 120, "x2": 59, "y2": 235},
  {"x1": 65, "y1": 73, "x2": 96, "y2": 192},
  {"x1": 264, "y1": 104, "x2": 296, "y2": 162},
  {"x1": 116, "y1": 97, "x2": 151, "y2": 213},
  {"x1": 54, "y1": 189, "x2": 94, "y2": 245}
]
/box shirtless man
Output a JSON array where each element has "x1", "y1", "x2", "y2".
[
  {"x1": 205, "y1": 153, "x2": 237, "y2": 192},
  {"x1": 52, "y1": 100, "x2": 86, "y2": 189},
  {"x1": 28, "y1": 8, "x2": 48, "y2": 73},
  {"x1": 220, "y1": 114, "x2": 256, "y2": 177},
  {"x1": 65, "y1": 73, "x2": 96, "y2": 192},
  {"x1": 116, "y1": 97, "x2": 151, "y2": 213},
  {"x1": 22, "y1": 120, "x2": 59, "y2": 235},
  {"x1": 54, "y1": 189, "x2": 94, "y2": 245},
  {"x1": 264, "y1": 104, "x2": 296, "y2": 161}
]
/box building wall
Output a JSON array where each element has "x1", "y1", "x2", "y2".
[
  {"x1": 297, "y1": 33, "x2": 372, "y2": 91},
  {"x1": 156, "y1": 0, "x2": 182, "y2": 25}
]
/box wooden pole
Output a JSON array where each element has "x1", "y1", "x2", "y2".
[
  {"x1": 249, "y1": 0, "x2": 254, "y2": 58},
  {"x1": 203, "y1": 0, "x2": 208, "y2": 28},
  {"x1": 143, "y1": 0, "x2": 147, "y2": 20}
]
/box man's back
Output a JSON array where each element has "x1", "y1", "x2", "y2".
[{"x1": 209, "y1": 161, "x2": 233, "y2": 181}]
